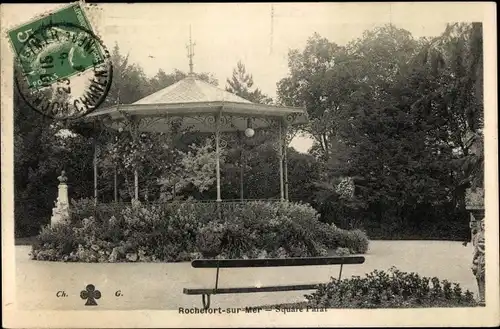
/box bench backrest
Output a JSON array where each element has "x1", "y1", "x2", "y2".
[{"x1": 191, "y1": 256, "x2": 365, "y2": 268}]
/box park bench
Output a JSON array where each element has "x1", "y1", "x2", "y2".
[{"x1": 183, "y1": 255, "x2": 365, "y2": 309}]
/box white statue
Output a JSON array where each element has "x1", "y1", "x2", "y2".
[
  {"x1": 50, "y1": 170, "x2": 70, "y2": 226},
  {"x1": 472, "y1": 218, "x2": 485, "y2": 305}
]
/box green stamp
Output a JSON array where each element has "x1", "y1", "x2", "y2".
[
  {"x1": 9, "y1": 3, "x2": 113, "y2": 119},
  {"x1": 8, "y1": 3, "x2": 106, "y2": 88}
]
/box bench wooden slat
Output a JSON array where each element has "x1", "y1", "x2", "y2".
[
  {"x1": 191, "y1": 256, "x2": 365, "y2": 268},
  {"x1": 184, "y1": 283, "x2": 321, "y2": 295}
]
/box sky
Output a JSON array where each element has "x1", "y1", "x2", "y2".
[
  {"x1": 4, "y1": 2, "x2": 471, "y2": 152},
  {"x1": 95, "y1": 3, "x2": 450, "y2": 99}
]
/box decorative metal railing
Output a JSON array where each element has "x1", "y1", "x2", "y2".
[{"x1": 73, "y1": 198, "x2": 284, "y2": 223}]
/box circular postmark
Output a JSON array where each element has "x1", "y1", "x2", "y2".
[{"x1": 14, "y1": 21, "x2": 113, "y2": 120}]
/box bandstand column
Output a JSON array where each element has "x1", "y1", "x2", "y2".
[
  {"x1": 114, "y1": 166, "x2": 118, "y2": 202},
  {"x1": 278, "y1": 118, "x2": 284, "y2": 201},
  {"x1": 130, "y1": 117, "x2": 140, "y2": 201},
  {"x1": 135, "y1": 120, "x2": 140, "y2": 201},
  {"x1": 134, "y1": 169, "x2": 139, "y2": 201},
  {"x1": 240, "y1": 143, "x2": 244, "y2": 201},
  {"x1": 215, "y1": 113, "x2": 222, "y2": 202},
  {"x1": 283, "y1": 123, "x2": 289, "y2": 201}
]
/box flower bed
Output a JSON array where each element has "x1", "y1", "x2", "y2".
[
  {"x1": 257, "y1": 268, "x2": 478, "y2": 309},
  {"x1": 304, "y1": 267, "x2": 478, "y2": 308},
  {"x1": 31, "y1": 199, "x2": 369, "y2": 262}
]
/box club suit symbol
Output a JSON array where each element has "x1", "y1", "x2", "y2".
[{"x1": 80, "y1": 284, "x2": 101, "y2": 306}]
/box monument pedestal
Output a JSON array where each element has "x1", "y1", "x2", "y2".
[{"x1": 50, "y1": 171, "x2": 70, "y2": 226}]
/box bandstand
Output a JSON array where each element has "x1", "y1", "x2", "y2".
[{"x1": 87, "y1": 37, "x2": 308, "y2": 204}]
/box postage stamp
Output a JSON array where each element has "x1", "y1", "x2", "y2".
[{"x1": 7, "y1": 2, "x2": 112, "y2": 119}]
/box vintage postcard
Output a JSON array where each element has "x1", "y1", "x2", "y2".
[{"x1": 1, "y1": 1, "x2": 498, "y2": 327}]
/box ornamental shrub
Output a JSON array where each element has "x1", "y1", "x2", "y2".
[
  {"x1": 31, "y1": 222, "x2": 82, "y2": 261},
  {"x1": 69, "y1": 198, "x2": 96, "y2": 223},
  {"x1": 31, "y1": 199, "x2": 370, "y2": 262},
  {"x1": 304, "y1": 267, "x2": 478, "y2": 308},
  {"x1": 315, "y1": 222, "x2": 369, "y2": 254},
  {"x1": 335, "y1": 228, "x2": 370, "y2": 254},
  {"x1": 196, "y1": 221, "x2": 225, "y2": 256}
]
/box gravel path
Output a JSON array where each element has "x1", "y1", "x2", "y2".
[{"x1": 15, "y1": 240, "x2": 476, "y2": 310}]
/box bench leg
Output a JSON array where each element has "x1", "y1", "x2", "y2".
[{"x1": 202, "y1": 294, "x2": 211, "y2": 310}]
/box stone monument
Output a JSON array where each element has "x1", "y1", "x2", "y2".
[
  {"x1": 466, "y1": 187, "x2": 485, "y2": 305},
  {"x1": 50, "y1": 170, "x2": 70, "y2": 226}
]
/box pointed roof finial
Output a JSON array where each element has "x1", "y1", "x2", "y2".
[{"x1": 187, "y1": 25, "x2": 196, "y2": 76}]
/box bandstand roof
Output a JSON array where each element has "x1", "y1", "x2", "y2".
[
  {"x1": 136, "y1": 75, "x2": 252, "y2": 105},
  {"x1": 87, "y1": 74, "x2": 308, "y2": 133}
]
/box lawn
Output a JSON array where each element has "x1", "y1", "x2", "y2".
[{"x1": 15, "y1": 240, "x2": 477, "y2": 310}]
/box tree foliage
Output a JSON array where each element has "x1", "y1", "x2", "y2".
[
  {"x1": 277, "y1": 23, "x2": 484, "y2": 239},
  {"x1": 226, "y1": 61, "x2": 273, "y2": 104},
  {"x1": 156, "y1": 138, "x2": 225, "y2": 200}
]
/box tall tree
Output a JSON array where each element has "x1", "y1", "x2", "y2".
[
  {"x1": 14, "y1": 90, "x2": 96, "y2": 236},
  {"x1": 102, "y1": 43, "x2": 151, "y2": 107},
  {"x1": 277, "y1": 33, "x2": 356, "y2": 161},
  {"x1": 226, "y1": 61, "x2": 273, "y2": 104},
  {"x1": 410, "y1": 23, "x2": 484, "y2": 204},
  {"x1": 277, "y1": 25, "x2": 478, "y2": 239}
]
